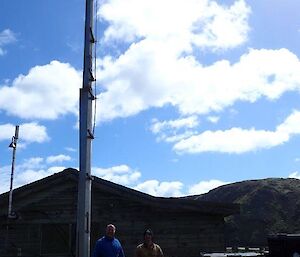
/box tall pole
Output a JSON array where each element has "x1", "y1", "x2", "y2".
[
  {"x1": 76, "y1": 0, "x2": 95, "y2": 256},
  {"x1": 8, "y1": 125, "x2": 19, "y2": 219}
]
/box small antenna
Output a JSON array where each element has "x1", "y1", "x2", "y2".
[{"x1": 8, "y1": 125, "x2": 19, "y2": 219}]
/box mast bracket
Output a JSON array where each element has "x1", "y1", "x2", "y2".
[
  {"x1": 87, "y1": 129, "x2": 95, "y2": 139},
  {"x1": 89, "y1": 69, "x2": 96, "y2": 82},
  {"x1": 90, "y1": 27, "x2": 95, "y2": 43},
  {"x1": 86, "y1": 173, "x2": 94, "y2": 181}
]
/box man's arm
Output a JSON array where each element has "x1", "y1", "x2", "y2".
[
  {"x1": 157, "y1": 245, "x2": 164, "y2": 257},
  {"x1": 92, "y1": 240, "x2": 102, "y2": 257},
  {"x1": 134, "y1": 247, "x2": 140, "y2": 257},
  {"x1": 116, "y1": 239, "x2": 125, "y2": 257},
  {"x1": 119, "y1": 245, "x2": 125, "y2": 257}
]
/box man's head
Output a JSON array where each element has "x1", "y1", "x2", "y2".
[
  {"x1": 105, "y1": 224, "x2": 116, "y2": 239},
  {"x1": 143, "y1": 228, "x2": 153, "y2": 245}
]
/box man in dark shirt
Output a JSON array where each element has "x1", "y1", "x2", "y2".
[
  {"x1": 92, "y1": 224, "x2": 125, "y2": 257},
  {"x1": 134, "y1": 229, "x2": 164, "y2": 257}
]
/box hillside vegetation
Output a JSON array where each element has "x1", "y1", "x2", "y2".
[{"x1": 196, "y1": 178, "x2": 300, "y2": 246}]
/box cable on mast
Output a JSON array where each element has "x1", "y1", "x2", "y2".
[{"x1": 92, "y1": 0, "x2": 99, "y2": 136}]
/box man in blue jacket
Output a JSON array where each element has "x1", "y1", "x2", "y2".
[{"x1": 92, "y1": 224, "x2": 125, "y2": 257}]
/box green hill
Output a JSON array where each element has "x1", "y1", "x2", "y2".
[{"x1": 195, "y1": 178, "x2": 300, "y2": 247}]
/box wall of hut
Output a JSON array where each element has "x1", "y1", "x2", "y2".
[
  {"x1": 0, "y1": 175, "x2": 227, "y2": 257},
  {"x1": 91, "y1": 187, "x2": 225, "y2": 257}
]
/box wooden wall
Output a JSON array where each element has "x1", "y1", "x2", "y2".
[
  {"x1": 0, "y1": 178, "x2": 226, "y2": 257},
  {"x1": 91, "y1": 186, "x2": 225, "y2": 257}
]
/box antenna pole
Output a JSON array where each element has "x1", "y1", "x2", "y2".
[
  {"x1": 8, "y1": 125, "x2": 19, "y2": 219},
  {"x1": 76, "y1": 0, "x2": 95, "y2": 256}
]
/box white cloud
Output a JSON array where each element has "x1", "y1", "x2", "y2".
[
  {"x1": 162, "y1": 131, "x2": 198, "y2": 143},
  {"x1": 65, "y1": 147, "x2": 77, "y2": 152},
  {"x1": 97, "y1": 41, "x2": 300, "y2": 122},
  {"x1": 99, "y1": 0, "x2": 250, "y2": 50},
  {"x1": 95, "y1": 0, "x2": 254, "y2": 122},
  {"x1": 150, "y1": 116, "x2": 199, "y2": 142},
  {"x1": 0, "y1": 61, "x2": 81, "y2": 119},
  {"x1": 20, "y1": 157, "x2": 45, "y2": 170},
  {"x1": 0, "y1": 165, "x2": 11, "y2": 189},
  {"x1": 47, "y1": 166, "x2": 67, "y2": 173},
  {"x1": 150, "y1": 116, "x2": 199, "y2": 134},
  {"x1": 46, "y1": 154, "x2": 71, "y2": 164},
  {"x1": 288, "y1": 171, "x2": 300, "y2": 179},
  {"x1": 13, "y1": 169, "x2": 52, "y2": 187},
  {"x1": 0, "y1": 124, "x2": 18, "y2": 141},
  {"x1": 94, "y1": 1, "x2": 300, "y2": 127},
  {"x1": 0, "y1": 157, "x2": 67, "y2": 193},
  {"x1": 0, "y1": 123, "x2": 49, "y2": 145},
  {"x1": 0, "y1": 29, "x2": 16, "y2": 55},
  {"x1": 191, "y1": 0, "x2": 251, "y2": 50},
  {"x1": 174, "y1": 110, "x2": 300, "y2": 154},
  {"x1": 92, "y1": 165, "x2": 184, "y2": 197},
  {"x1": 0, "y1": 158, "x2": 228, "y2": 197},
  {"x1": 189, "y1": 179, "x2": 229, "y2": 194},
  {"x1": 19, "y1": 123, "x2": 50, "y2": 143},
  {"x1": 174, "y1": 128, "x2": 286, "y2": 154},
  {"x1": 276, "y1": 110, "x2": 300, "y2": 135},
  {"x1": 134, "y1": 180, "x2": 183, "y2": 197},
  {"x1": 1, "y1": 162, "x2": 142, "y2": 194},
  {"x1": 92, "y1": 165, "x2": 141, "y2": 185},
  {"x1": 207, "y1": 116, "x2": 219, "y2": 124}
]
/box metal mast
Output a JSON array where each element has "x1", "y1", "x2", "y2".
[
  {"x1": 8, "y1": 125, "x2": 19, "y2": 219},
  {"x1": 76, "y1": 0, "x2": 95, "y2": 256}
]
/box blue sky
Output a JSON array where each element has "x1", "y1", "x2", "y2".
[{"x1": 1, "y1": 0, "x2": 300, "y2": 196}]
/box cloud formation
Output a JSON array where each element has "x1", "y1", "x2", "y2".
[
  {"x1": 0, "y1": 29, "x2": 16, "y2": 55},
  {"x1": 149, "y1": 110, "x2": 300, "y2": 155},
  {"x1": 174, "y1": 110, "x2": 300, "y2": 154},
  {"x1": 150, "y1": 116, "x2": 199, "y2": 142},
  {"x1": 134, "y1": 180, "x2": 184, "y2": 197},
  {"x1": 2, "y1": 0, "x2": 299, "y2": 131},
  {"x1": 0, "y1": 156, "x2": 70, "y2": 193},
  {"x1": 92, "y1": 164, "x2": 141, "y2": 185},
  {"x1": 0, "y1": 61, "x2": 81, "y2": 119},
  {"x1": 150, "y1": 116, "x2": 199, "y2": 134},
  {"x1": 99, "y1": 0, "x2": 250, "y2": 49},
  {"x1": 65, "y1": 147, "x2": 77, "y2": 152},
  {"x1": 95, "y1": 0, "x2": 300, "y2": 126},
  {"x1": 288, "y1": 171, "x2": 300, "y2": 180},
  {"x1": 207, "y1": 116, "x2": 219, "y2": 124},
  {"x1": 46, "y1": 154, "x2": 72, "y2": 164},
  {"x1": 95, "y1": 0, "x2": 252, "y2": 122},
  {"x1": 189, "y1": 179, "x2": 229, "y2": 194},
  {"x1": 0, "y1": 158, "x2": 229, "y2": 197},
  {"x1": 0, "y1": 122, "x2": 49, "y2": 146},
  {"x1": 97, "y1": 35, "x2": 300, "y2": 122}
]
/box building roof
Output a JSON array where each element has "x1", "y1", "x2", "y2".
[{"x1": 0, "y1": 168, "x2": 239, "y2": 217}]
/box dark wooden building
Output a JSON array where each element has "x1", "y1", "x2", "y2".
[{"x1": 0, "y1": 168, "x2": 239, "y2": 257}]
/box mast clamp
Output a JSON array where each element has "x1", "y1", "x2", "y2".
[{"x1": 87, "y1": 129, "x2": 95, "y2": 139}]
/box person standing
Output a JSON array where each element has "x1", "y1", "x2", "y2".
[
  {"x1": 92, "y1": 224, "x2": 125, "y2": 257},
  {"x1": 134, "y1": 229, "x2": 164, "y2": 257}
]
